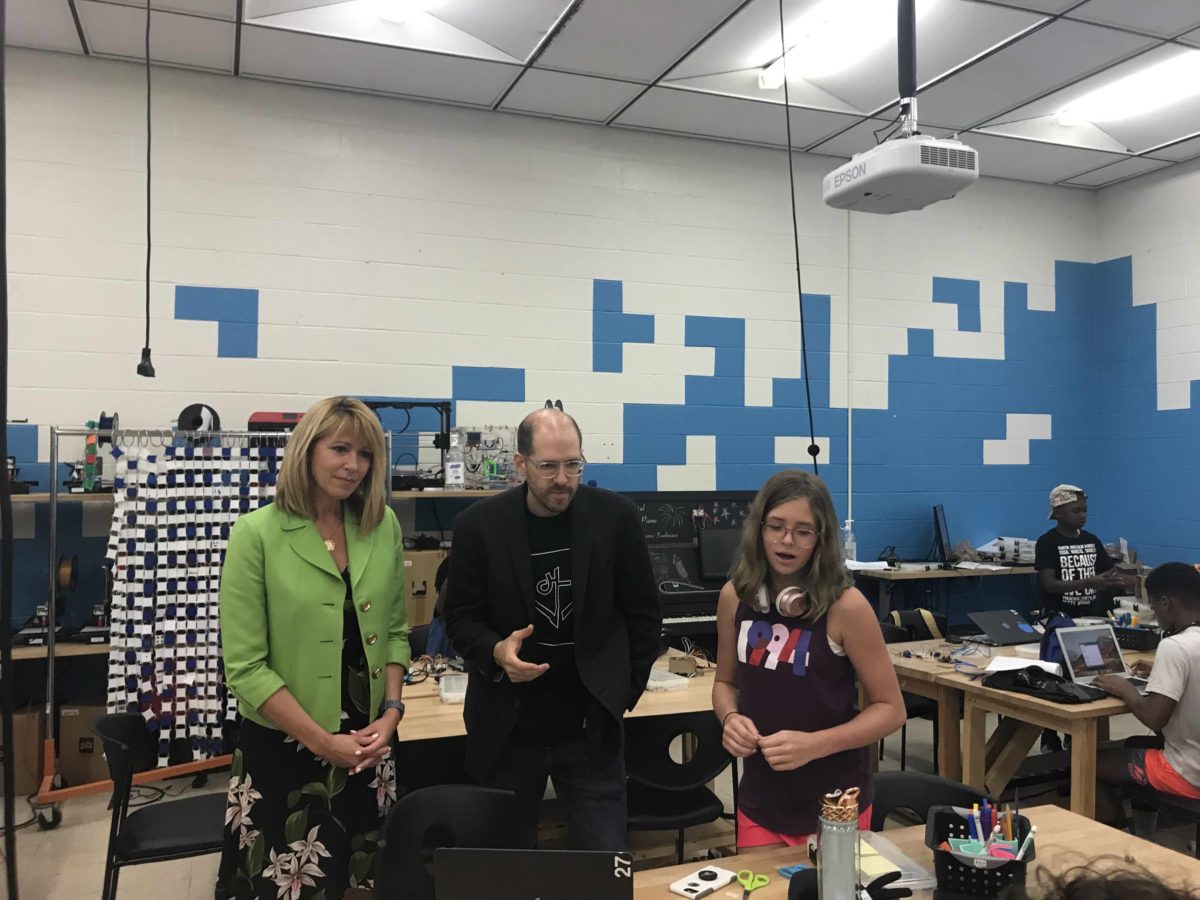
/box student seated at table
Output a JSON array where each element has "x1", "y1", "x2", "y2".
[
  {"x1": 1035, "y1": 484, "x2": 1133, "y2": 620},
  {"x1": 711, "y1": 470, "x2": 905, "y2": 849},
  {"x1": 1094, "y1": 562, "x2": 1200, "y2": 835}
]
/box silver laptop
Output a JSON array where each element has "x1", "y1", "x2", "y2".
[{"x1": 1055, "y1": 624, "x2": 1147, "y2": 690}]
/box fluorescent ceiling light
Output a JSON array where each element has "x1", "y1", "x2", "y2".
[
  {"x1": 753, "y1": 0, "x2": 937, "y2": 89},
  {"x1": 1057, "y1": 50, "x2": 1200, "y2": 125}
]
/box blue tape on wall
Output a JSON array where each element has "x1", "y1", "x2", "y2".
[
  {"x1": 592, "y1": 278, "x2": 654, "y2": 373},
  {"x1": 933, "y1": 276, "x2": 982, "y2": 333},
  {"x1": 174, "y1": 286, "x2": 259, "y2": 358}
]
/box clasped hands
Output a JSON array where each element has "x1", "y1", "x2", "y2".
[
  {"x1": 722, "y1": 713, "x2": 823, "y2": 771},
  {"x1": 319, "y1": 707, "x2": 401, "y2": 775}
]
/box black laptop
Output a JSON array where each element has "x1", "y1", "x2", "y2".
[
  {"x1": 966, "y1": 609, "x2": 1039, "y2": 646},
  {"x1": 434, "y1": 848, "x2": 634, "y2": 900}
]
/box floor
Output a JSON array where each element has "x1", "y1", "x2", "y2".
[{"x1": 2, "y1": 713, "x2": 1195, "y2": 899}]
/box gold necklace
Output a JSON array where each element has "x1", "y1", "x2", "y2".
[{"x1": 318, "y1": 522, "x2": 342, "y2": 552}]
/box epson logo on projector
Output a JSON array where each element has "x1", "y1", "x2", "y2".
[{"x1": 833, "y1": 164, "x2": 867, "y2": 188}]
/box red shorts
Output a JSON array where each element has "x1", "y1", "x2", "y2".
[
  {"x1": 737, "y1": 805, "x2": 873, "y2": 850},
  {"x1": 1144, "y1": 749, "x2": 1200, "y2": 800}
]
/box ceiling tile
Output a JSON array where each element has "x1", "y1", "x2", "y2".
[
  {"x1": 1065, "y1": 0, "x2": 1200, "y2": 37},
  {"x1": 980, "y1": 0, "x2": 1079, "y2": 11},
  {"x1": 960, "y1": 131, "x2": 1127, "y2": 183},
  {"x1": 534, "y1": 0, "x2": 746, "y2": 81},
  {"x1": 240, "y1": 24, "x2": 519, "y2": 105},
  {"x1": 668, "y1": 0, "x2": 1043, "y2": 115},
  {"x1": 1146, "y1": 133, "x2": 1200, "y2": 162},
  {"x1": 614, "y1": 85, "x2": 858, "y2": 147},
  {"x1": 915, "y1": 18, "x2": 1157, "y2": 129},
  {"x1": 424, "y1": 0, "x2": 570, "y2": 61},
  {"x1": 974, "y1": 44, "x2": 1200, "y2": 153},
  {"x1": 78, "y1": 1, "x2": 235, "y2": 71},
  {"x1": 1061, "y1": 155, "x2": 1173, "y2": 187},
  {"x1": 6, "y1": 0, "x2": 84, "y2": 53},
  {"x1": 1181, "y1": 25, "x2": 1200, "y2": 46},
  {"x1": 92, "y1": 0, "x2": 237, "y2": 18},
  {"x1": 245, "y1": 1, "x2": 518, "y2": 61},
  {"x1": 808, "y1": 119, "x2": 957, "y2": 157},
  {"x1": 663, "y1": 70, "x2": 858, "y2": 115},
  {"x1": 499, "y1": 69, "x2": 641, "y2": 122}
]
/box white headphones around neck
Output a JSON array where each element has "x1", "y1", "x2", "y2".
[{"x1": 757, "y1": 584, "x2": 807, "y2": 615}]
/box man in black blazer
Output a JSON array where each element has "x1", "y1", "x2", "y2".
[{"x1": 443, "y1": 408, "x2": 661, "y2": 850}]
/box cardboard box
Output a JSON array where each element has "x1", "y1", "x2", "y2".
[
  {"x1": 0, "y1": 707, "x2": 44, "y2": 797},
  {"x1": 404, "y1": 549, "x2": 447, "y2": 627},
  {"x1": 58, "y1": 704, "x2": 110, "y2": 787}
]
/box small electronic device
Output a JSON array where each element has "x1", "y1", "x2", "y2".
[
  {"x1": 434, "y1": 848, "x2": 633, "y2": 900},
  {"x1": 966, "y1": 610, "x2": 1038, "y2": 646},
  {"x1": 698, "y1": 527, "x2": 741, "y2": 581},
  {"x1": 668, "y1": 865, "x2": 738, "y2": 898},
  {"x1": 1055, "y1": 624, "x2": 1148, "y2": 689}
]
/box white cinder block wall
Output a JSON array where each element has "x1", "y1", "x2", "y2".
[{"x1": 21, "y1": 46, "x2": 1192, "y2": 561}]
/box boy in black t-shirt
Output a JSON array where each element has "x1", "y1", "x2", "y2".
[{"x1": 1034, "y1": 484, "x2": 1133, "y2": 619}]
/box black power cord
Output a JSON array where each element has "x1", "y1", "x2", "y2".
[
  {"x1": 137, "y1": 0, "x2": 155, "y2": 377},
  {"x1": 0, "y1": 1, "x2": 21, "y2": 893},
  {"x1": 776, "y1": 0, "x2": 820, "y2": 475}
]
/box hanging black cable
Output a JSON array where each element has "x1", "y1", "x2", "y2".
[
  {"x1": 0, "y1": 0, "x2": 23, "y2": 892},
  {"x1": 776, "y1": 0, "x2": 820, "y2": 474},
  {"x1": 136, "y1": 0, "x2": 155, "y2": 377}
]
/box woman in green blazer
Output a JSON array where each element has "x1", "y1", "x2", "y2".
[{"x1": 216, "y1": 396, "x2": 410, "y2": 900}]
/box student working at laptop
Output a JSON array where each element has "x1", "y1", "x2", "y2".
[
  {"x1": 1035, "y1": 484, "x2": 1134, "y2": 619},
  {"x1": 1093, "y1": 563, "x2": 1200, "y2": 835}
]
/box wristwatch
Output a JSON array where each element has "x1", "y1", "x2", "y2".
[{"x1": 381, "y1": 699, "x2": 406, "y2": 719}]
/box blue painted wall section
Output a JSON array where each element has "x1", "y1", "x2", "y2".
[
  {"x1": 592, "y1": 278, "x2": 654, "y2": 373},
  {"x1": 451, "y1": 366, "x2": 525, "y2": 403},
  {"x1": 932, "y1": 276, "x2": 982, "y2": 333},
  {"x1": 7, "y1": 423, "x2": 48, "y2": 491},
  {"x1": 174, "y1": 286, "x2": 259, "y2": 358}
]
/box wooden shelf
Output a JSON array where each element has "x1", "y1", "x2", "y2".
[
  {"x1": 10, "y1": 492, "x2": 115, "y2": 503},
  {"x1": 12, "y1": 641, "x2": 109, "y2": 661}
]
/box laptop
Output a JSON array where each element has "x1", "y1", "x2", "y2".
[
  {"x1": 966, "y1": 610, "x2": 1039, "y2": 646},
  {"x1": 434, "y1": 848, "x2": 634, "y2": 900},
  {"x1": 1055, "y1": 623, "x2": 1148, "y2": 690}
]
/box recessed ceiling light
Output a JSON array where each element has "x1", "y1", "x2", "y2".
[
  {"x1": 1058, "y1": 50, "x2": 1200, "y2": 124},
  {"x1": 372, "y1": 0, "x2": 423, "y2": 25},
  {"x1": 752, "y1": 0, "x2": 938, "y2": 89}
]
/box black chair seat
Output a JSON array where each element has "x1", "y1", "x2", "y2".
[
  {"x1": 114, "y1": 792, "x2": 227, "y2": 861},
  {"x1": 1121, "y1": 784, "x2": 1200, "y2": 818},
  {"x1": 871, "y1": 771, "x2": 993, "y2": 831},
  {"x1": 903, "y1": 693, "x2": 937, "y2": 718},
  {"x1": 625, "y1": 781, "x2": 725, "y2": 832}
]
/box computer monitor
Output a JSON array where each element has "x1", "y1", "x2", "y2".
[
  {"x1": 698, "y1": 527, "x2": 742, "y2": 581},
  {"x1": 933, "y1": 504, "x2": 952, "y2": 563}
]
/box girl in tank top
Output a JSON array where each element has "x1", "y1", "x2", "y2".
[{"x1": 712, "y1": 470, "x2": 906, "y2": 847}]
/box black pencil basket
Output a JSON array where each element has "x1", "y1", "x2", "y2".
[
  {"x1": 1114, "y1": 626, "x2": 1160, "y2": 652},
  {"x1": 923, "y1": 806, "x2": 1034, "y2": 898}
]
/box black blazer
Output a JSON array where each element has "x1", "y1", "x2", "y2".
[{"x1": 443, "y1": 484, "x2": 661, "y2": 778}]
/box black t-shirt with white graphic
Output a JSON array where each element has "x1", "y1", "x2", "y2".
[
  {"x1": 1035, "y1": 527, "x2": 1115, "y2": 617},
  {"x1": 515, "y1": 506, "x2": 589, "y2": 740}
]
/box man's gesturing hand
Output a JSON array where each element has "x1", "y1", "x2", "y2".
[{"x1": 493, "y1": 624, "x2": 550, "y2": 682}]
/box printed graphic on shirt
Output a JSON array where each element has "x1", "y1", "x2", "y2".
[
  {"x1": 737, "y1": 619, "x2": 812, "y2": 676},
  {"x1": 1057, "y1": 543, "x2": 1098, "y2": 605},
  {"x1": 532, "y1": 547, "x2": 573, "y2": 642}
]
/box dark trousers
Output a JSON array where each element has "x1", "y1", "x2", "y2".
[{"x1": 482, "y1": 732, "x2": 627, "y2": 851}]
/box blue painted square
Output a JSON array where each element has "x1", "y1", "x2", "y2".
[
  {"x1": 174, "y1": 286, "x2": 259, "y2": 358},
  {"x1": 452, "y1": 366, "x2": 525, "y2": 402},
  {"x1": 933, "y1": 277, "x2": 981, "y2": 333},
  {"x1": 592, "y1": 279, "x2": 653, "y2": 373}
]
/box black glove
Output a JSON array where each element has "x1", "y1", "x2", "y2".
[{"x1": 864, "y1": 871, "x2": 912, "y2": 900}]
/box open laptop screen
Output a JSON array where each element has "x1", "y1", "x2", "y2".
[{"x1": 1056, "y1": 625, "x2": 1126, "y2": 679}]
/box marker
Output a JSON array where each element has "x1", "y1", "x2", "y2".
[
  {"x1": 1016, "y1": 826, "x2": 1037, "y2": 860},
  {"x1": 1004, "y1": 807, "x2": 1013, "y2": 842},
  {"x1": 981, "y1": 799, "x2": 992, "y2": 835},
  {"x1": 972, "y1": 805, "x2": 983, "y2": 843},
  {"x1": 984, "y1": 825, "x2": 1000, "y2": 849}
]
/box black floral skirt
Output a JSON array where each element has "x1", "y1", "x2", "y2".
[{"x1": 216, "y1": 580, "x2": 396, "y2": 899}]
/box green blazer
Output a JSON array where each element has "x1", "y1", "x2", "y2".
[{"x1": 219, "y1": 502, "x2": 411, "y2": 733}]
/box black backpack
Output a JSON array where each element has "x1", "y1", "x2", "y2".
[{"x1": 982, "y1": 665, "x2": 1106, "y2": 704}]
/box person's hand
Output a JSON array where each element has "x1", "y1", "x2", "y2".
[
  {"x1": 721, "y1": 713, "x2": 760, "y2": 758},
  {"x1": 317, "y1": 733, "x2": 369, "y2": 770},
  {"x1": 1131, "y1": 661, "x2": 1152, "y2": 679},
  {"x1": 348, "y1": 709, "x2": 400, "y2": 774},
  {"x1": 1094, "y1": 674, "x2": 1136, "y2": 700},
  {"x1": 492, "y1": 625, "x2": 549, "y2": 682},
  {"x1": 758, "y1": 730, "x2": 825, "y2": 771}
]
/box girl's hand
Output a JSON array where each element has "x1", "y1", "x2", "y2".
[
  {"x1": 758, "y1": 730, "x2": 825, "y2": 771},
  {"x1": 722, "y1": 713, "x2": 761, "y2": 758}
]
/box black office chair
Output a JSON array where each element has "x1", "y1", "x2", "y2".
[
  {"x1": 408, "y1": 623, "x2": 431, "y2": 659},
  {"x1": 624, "y1": 711, "x2": 732, "y2": 864},
  {"x1": 1119, "y1": 784, "x2": 1200, "y2": 857},
  {"x1": 393, "y1": 734, "x2": 472, "y2": 797},
  {"x1": 374, "y1": 784, "x2": 521, "y2": 900},
  {"x1": 889, "y1": 609, "x2": 948, "y2": 641},
  {"x1": 870, "y1": 771, "x2": 993, "y2": 831},
  {"x1": 91, "y1": 713, "x2": 226, "y2": 900},
  {"x1": 878, "y1": 621, "x2": 940, "y2": 773}
]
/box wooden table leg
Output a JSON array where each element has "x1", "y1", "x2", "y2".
[
  {"x1": 935, "y1": 684, "x2": 962, "y2": 782},
  {"x1": 985, "y1": 717, "x2": 1024, "y2": 770},
  {"x1": 963, "y1": 696, "x2": 987, "y2": 791},
  {"x1": 985, "y1": 723, "x2": 1041, "y2": 798},
  {"x1": 1097, "y1": 717, "x2": 1110, "y2": 744},
  {"x1": 1069, "y1": 718, "x2": 1098, "y2": 817}
]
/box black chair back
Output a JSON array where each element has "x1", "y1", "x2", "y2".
[
  {"x1": 890, "y1": 609, "x2": 948, "y2": 641},
  {"x1": 624, "y1": 711, "x2": 731, "y2": 791},
  {"x1": 374, "y1": 784, "x2": 520, "y2": 900},
  {"x1": 870, "y1": 771, "x2": 992, "y2": 831},
  {"x1": 408, "y1": 623, "x2": 430, "y2": 659},
  {"x1": 879, "y1": 622, "x2": 910, "y2": 644}
]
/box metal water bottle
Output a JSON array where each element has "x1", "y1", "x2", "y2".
[{"x1": 818, "y1": 787, "x2": 861, "y2": 900}]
